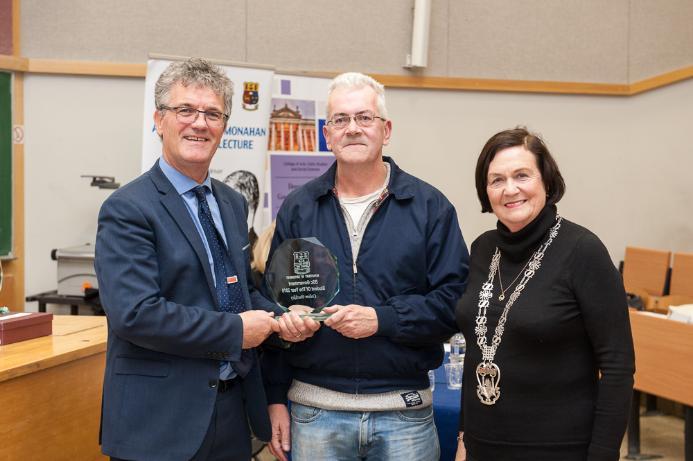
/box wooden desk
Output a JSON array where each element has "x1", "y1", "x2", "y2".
[
  {"x1": 628, "y1": 310, "x2": 693, "y2": 460},
  {"x1": 630, "y1": 310, "x2": 693, "y2": 406},
  {"x1": 0, "y1": 315, "x2": 107, "y2": 460}
]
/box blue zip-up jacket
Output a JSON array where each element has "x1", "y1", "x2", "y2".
[{"x1": 263, "y1": 156, "x2": 469, "y2": 403}]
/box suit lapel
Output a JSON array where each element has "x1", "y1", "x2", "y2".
[{"x1": 149, "y1": 164, "x2": 218, "y2": 304}]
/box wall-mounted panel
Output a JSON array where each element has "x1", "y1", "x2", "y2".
[
  {"x1": 246, "y1": 0, "x2": 427, "y2": 75},
  {"x1": 15, "y1": 0, "x2": 693, "y2": 88},
  {"x1": 448, "y1": 0, "x2": 630, "y2": 83},
  {"x1": 426, "y1": 0, "x2": 450, "y2": 75},
  {"x1": 19, "y1": 0, "x2": 455, "y2": 77},
  {"x1": 629, "y1": 0, "x2": 693, "y2": 82},
  {"x1": 0, "y1": 0, "x2": 12, "y2": 55},
  {"x1": 20, "y1": 0, "x2": 248, "y2": 63}
]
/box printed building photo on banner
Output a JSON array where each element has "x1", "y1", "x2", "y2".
[
  {"x1": 268, "y1": 99, "x2": 316, "y2": 152},
  {"x1": 267, "y1": 75, "x2": 335, "y2": 220}
]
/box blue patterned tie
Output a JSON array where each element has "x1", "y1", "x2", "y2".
[{"x1": 192, "y1": 186, "x2": 246, "y2": 314}]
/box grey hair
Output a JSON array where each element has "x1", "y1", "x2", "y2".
[
  {"x1": 154, "y1": 58, "x2": 234, "y2": 122},
  {"x1": 326, "y1": 72, "x2": 388, "y2": 120}
]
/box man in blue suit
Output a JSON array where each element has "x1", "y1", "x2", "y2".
[{"x1": 95, "y1": 58, "x2": 280, "y2": 461}]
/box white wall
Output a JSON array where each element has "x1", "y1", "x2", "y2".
[
  {"x1": 386, "y1": 80, "x2": 693, "y2": 262},
  {"x1": 24, "y1": 74, "x2": 143, "y2": 312},
  {"x1": 23, "y1": 74, "x2": 693, "y2": 311}
]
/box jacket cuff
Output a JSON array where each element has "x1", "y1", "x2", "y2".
[
  {"x1": 224, "y1": 314, "x2": 244, "y2": 362},
  {"x1": 264, "y1": 384, "x2": 289, "y2": 405},
  {"x1": 374, "y1": 304, "x2": 398, "y2": 337}
]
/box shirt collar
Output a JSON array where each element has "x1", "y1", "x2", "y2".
[
  {"x1": 158, "y1": 156, "x2": 212, "y2": 196},
  {"x1": 306, "y1": 156, "x2": 414, "y2": 201}
]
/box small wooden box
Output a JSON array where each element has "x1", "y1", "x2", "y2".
[{"x1": 0, "y1": 312, "x2": 54, "y2": 345}]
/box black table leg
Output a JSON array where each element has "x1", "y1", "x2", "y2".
[
  {"x1": 644, "y1": 394, "x2": 661, "y2": 415},
  {"x1": 686, "y1": 405, "x2": 692, "y2": 461},
  {"x1": 70, "y1": 304, "x2": 78, "y2": 315},
  {"x1": 38, "y1": 301, "x2": 46, "y2": 313},
  {"x1": 626, "y1": 390, "x2": 663, "y2": 460}
]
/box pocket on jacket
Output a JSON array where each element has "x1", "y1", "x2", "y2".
[{"x1": 114, "y1": 356, "x2": 171, "y2": 377}]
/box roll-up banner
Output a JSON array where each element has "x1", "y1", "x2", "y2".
[{"x1": 266, "y1": 74, "x2": 334, "y2": 222}]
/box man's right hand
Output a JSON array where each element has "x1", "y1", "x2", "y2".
[
  {"x1": 276, "y1": 310, "x2": 321, "y2": 342},
  {"x1": 239, "y1": 310, "x2": 276, "y2": 348},
  {"x1": 268, "y1": 403, "x2": 291, "y2": 461}
]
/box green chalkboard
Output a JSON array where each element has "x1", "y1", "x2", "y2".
[{"x1": 0, "y1": 72, "x2": 12, "y2": 257}]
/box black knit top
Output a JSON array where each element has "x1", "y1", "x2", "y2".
[{"x1": 456, "y1": 205, "x2": 635, "y2": 461}]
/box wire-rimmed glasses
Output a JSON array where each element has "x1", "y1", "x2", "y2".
[
  {"x1": 160, "y1": 105, "x2": 228, "y2": 127},
  {"x1": 326, "y1": 110, "x2": 386, "y2": 129}
]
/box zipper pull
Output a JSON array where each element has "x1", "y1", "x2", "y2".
[{"x1": 353, "y1": 261, "x2": 358, "y2": 274}]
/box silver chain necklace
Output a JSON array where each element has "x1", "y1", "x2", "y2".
[
  {"x1": 474, "y1": 216, "x2": 563, "y2": 405},
  {"x1": 497, "y1": 257, "x2": 531, "y2": 301}
]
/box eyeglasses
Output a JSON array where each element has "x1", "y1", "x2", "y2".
[
  {"x1": 160, "y1": 105, "x2": 228, "y2": 127},
  {"x1": 326, "y1": 111, "x2": 386, "y2": 129}
]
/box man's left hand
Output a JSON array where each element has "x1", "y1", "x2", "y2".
[{"x1": 323, "y1": 305, "x2": 378, "y2": 339}]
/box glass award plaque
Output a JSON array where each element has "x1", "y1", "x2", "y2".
[{"x1": 265, "y1": 237, "x2": 339, "y2": 321}]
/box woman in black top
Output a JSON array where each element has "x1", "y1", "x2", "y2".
[{"x1": 455, "y1": 128, "x2": 635, "y2": 461}]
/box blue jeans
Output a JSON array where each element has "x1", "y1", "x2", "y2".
[{"x1": 290, "y1": 402, "x2": 440, "y2": 461}]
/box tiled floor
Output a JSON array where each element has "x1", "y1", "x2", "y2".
[
  {"x1": 254, "y1": 445, "x2": 275, "y2": 461},
  {"x1": 620, "y1": 414, "x2": 685, "y2": 461}
]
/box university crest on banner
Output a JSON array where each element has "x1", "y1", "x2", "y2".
[{"x1": 243, "y1": 82, "x2": 259, "y2": 111}]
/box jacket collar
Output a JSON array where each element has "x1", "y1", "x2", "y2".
[
  {"x1": 305, "y1": 156, "x2": 415, "y2": 201},
  {"x1": 149, "y1": 159, "x2": 178, "y2": 195},
  {"x1": 148, "y1": 161, "x2": 218, "y2": 302}
]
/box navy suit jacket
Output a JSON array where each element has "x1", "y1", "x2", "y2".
[{"x1": 95, "y1": 162, "x2": 279, "y2": 461}]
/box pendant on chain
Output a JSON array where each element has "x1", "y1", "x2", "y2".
[{"x1": 476, "y1": 361, "x2": 501, "y2": 405}]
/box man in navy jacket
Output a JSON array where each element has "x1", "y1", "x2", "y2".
[
  {"x1": 95, "y1": 58, "x2": 279, "y2": 461},
  {"x1": 264, "y1": 72, "x2": 469, "y2": 461}
]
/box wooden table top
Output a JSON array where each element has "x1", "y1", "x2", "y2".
[{"x1": 0, "y1": 315, "x2": 107, "y2": 383}]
